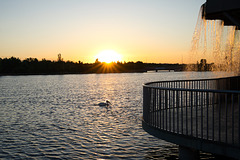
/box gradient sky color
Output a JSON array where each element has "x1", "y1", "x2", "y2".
[{"x1": 0, "y1": 0, "x2": 206, "y2": 63}]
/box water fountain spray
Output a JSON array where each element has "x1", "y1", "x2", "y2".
[{"x1": 191, "y1": 0, "x2": 240, "y2": 73}]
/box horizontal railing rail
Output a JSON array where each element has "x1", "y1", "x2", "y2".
[{"x1": 143, "y1": 76, "x2": 240, "y2": 147}]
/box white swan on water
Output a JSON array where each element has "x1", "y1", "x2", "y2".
[{"x1": 98, "y1": 100, "x2": 111, "y2": 107}]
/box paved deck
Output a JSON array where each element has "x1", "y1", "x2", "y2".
[
  {"x1": 147, "y1": 103, "x2": 239, "y2": 145},
  {"x1": 143, "y1": 103, "x2": 240, "y2": 159}
]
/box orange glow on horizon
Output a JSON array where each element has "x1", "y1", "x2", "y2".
[{"x1": 95, "y1": 50, "x2": 122, "y2": 63}]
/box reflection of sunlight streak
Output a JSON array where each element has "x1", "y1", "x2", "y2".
[
  {"x1": 3, "y1": 73, "x2": 225, "y2": 159},
  {"x1": 80, "y1": 74, "x2": 145, "y2": 153},
  {"x1": 93, "y1": 99, "x2": 143, "y2": 135}
]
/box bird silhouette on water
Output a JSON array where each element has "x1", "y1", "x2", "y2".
[{"x1": 98, "y1": 100, "x2": 111, "y2": 107}]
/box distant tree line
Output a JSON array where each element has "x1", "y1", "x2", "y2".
[
  {"x1": 0, "y1": 57, "x2": 148, "y2": 75},
  {"x1": 1, "y1": 57, "x2": 216, "y2": 75}
]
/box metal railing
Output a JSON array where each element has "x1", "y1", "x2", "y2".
[{"x1": 143, "y1": 76, "x2": 240, "y2": 147}]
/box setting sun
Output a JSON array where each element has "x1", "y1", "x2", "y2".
[{"x1": 95, "y1": 50, "x2": 122, "y2": 63}]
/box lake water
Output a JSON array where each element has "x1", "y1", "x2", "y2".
[{"x1": 0, "y1": 72, "x2": 234, "y2": 159}]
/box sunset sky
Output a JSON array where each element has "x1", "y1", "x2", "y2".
[{"x1": 0, "y1": 0, "x2": 206, "y2": 63}]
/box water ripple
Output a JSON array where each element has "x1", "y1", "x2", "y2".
[{"x1": 0, "y1": 73, "x2": 230, "y2": 159}]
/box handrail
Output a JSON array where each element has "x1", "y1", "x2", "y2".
[
  {"x1": 143, "y1": 85, "x2": 240, "y2": 94},
  {"x1": 143, "y1": 75, "x2": 240, "y2": 93},
  {"x1": 143, "y1": 76, "x2": 240, "y2": 148},
  {"x1": 144, "y1": 75, "x2": 240, "y2": 85}
]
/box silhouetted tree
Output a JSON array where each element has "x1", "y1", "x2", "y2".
[
  {"x1": 0, "y1": 56, "x2": 185, "y2": 75},
  {"x1": 0, "y1": 57, "x2": 21, "y2": 73}
]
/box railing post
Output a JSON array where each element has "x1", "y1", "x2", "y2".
[
  {"x1": 225, "y1": 93, "x2": 228, "y2": 143},
  {"x1": 239, "y1": 94, "x2": 240, "y2": 146},
  {"x1": 191, "y1": 91, "x2": 193, "y2": 136},
  {"x1": 165, "y1": 89, "x2": 168, "y2": 131},
  {"x1": 212, "y1": 92, "x2": 215, "y2": 141},
  {"x1": 143, "y1": 77, "x2": 240, "y2": 148},
  {"x1": 206, "y1": 92, "x2": 209, "y2": 140},
  {"x1": 196, "y1": 91, "x2": 198, "y2": 138},
  {"x1": 232, "y1": 94, "x2": 234, "y2": 144},
  {"x1": 176, "y1": 90, "x2": 179, "y2": 133},
  {"x1": 173, "y1": 90, "x2": 175, "y2": 133},
  {"x1": 143, "y1": 86, "x2": 150, "y2": 124}
]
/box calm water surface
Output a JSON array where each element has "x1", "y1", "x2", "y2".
[{"x1": 0, "y1": 72, "x2": 234, "y2": 159}]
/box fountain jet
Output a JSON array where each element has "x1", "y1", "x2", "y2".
[{"x1": 202, "y1": 0, "x2": 240, "y2": 28}]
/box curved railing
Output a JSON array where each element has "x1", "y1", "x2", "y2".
[{"x1": 142, "y1": 76, "x2": 240, "y2": 159}]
